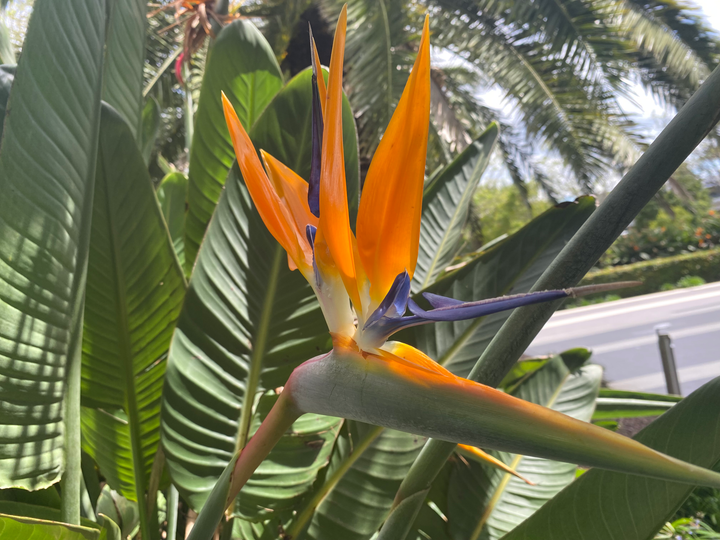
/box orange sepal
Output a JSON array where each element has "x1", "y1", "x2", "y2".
[
  {"x1": 222, "y1": 93, "x2": 306, "y2": 269},
  {"x1": 356, "y1": 16, "x2": 431, "y2": 302},
  {"x1": 317, "y1": 6, "x2": 362, "y2": 310},
  {"x1": 457, "y1": 444, "x2": 535, "y2": 485},
  {"x1": 377, "y1": 341, "x2": 453, "y2": 379}
]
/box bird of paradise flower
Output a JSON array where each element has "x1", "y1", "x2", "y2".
[{"x1": 188, "y1": 6, "x2": 720, "y2": 537}]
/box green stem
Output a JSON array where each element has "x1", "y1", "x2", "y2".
[
  {"x1": 234, "y1": 246, "x2": 284, "y2": 453},
  {"x1": 167, "y1": 486, "x2": 179, "y2": 540},
  {"x1": 378, "y1": 64, "x2": 720, "y2": 540},
  {"x1": 187, "y1": 390, "x2": 300, "y2": 540},
  {"x1": 228, "y1": 389, "x2": 301, "y2": 503},
  {"x1": 61, "y1": 341, "x2": 82, "y2": 524},
  {"x1": 286, "y1": 424, "x2": 384, "y2": 538}
]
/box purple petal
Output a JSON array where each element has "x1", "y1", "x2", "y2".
[
  {"x1": 363, "y1": 271, "x2": 412, "y2": 329},
  {"x1": 308, "y1": 26, "x2": 322, "y2": 218},
  {"x1": 408, "y1": 290, "x2": 570, "y2": 322}
]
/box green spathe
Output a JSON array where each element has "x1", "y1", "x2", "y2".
[{"x1": 287, "y1": 348, "x2": 720, "y2": 488}]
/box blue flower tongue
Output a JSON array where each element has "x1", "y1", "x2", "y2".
[
  {"x1": 363, "y1": 270, "x2": 412, "y2": 329},
  {"x1": 408, "y1": 290, "x2": 570, "y2": 321},
  {"x1": 422, "y1": 292, "x2": 463, "y2": 308}
]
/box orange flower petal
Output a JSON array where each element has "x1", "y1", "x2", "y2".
[
  {"x1": 317, "y1": 6, "x2": 362, "y2": 309},
  {"x1": 261, "y1": 151, "x2": 318, "y2": 234},
  {"x1": 222, "y1": 93, "x2": 306, "y2": 269},
  {"x1": 356, "y1": 16, "x2": 431, "y2": 302}
]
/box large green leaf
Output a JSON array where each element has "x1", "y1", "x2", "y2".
[
  {"x1": 162, "y1": 70, "x2": 359, "y2": 511},
  {"x1": 185, "y1": 19, "x2": 284, "y2": 269},
  {"x1": 81, "y1": 106, "x2": 186, "y2": 510},
  {"x1": 306, "y1": 425, "x2": 426, "y2": 540},
  {"x1": 0, "y1": 0, "x2": 106, "y2": 490},
  {"x1": 412, "y1": 124, "x2": 498, "y2": 292},
  {"x1": 0, "y1": 514, "x2": 101, "y2": 540},
  {"x1": 413, "y1": 197, "x2": 596, "y2": 377},
  {"x1": 156, "y1": 172, "x2": 189, "y2": 270},
  {"x1": 504, "y1": 375, "x2": 720, "y2": 540},
  {"x1": 447, "y1": 354, "x2": 601, "y2": 540},
  {"x1": 102, "y1": 0, "x2": 146, "y2": 139}
]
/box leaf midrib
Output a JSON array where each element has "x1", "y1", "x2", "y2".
[
  {"x1": 99, "y1": 146, "x2": 149, "y2": 538},
  {"x1": 234, "y1": 244, "x2": 285, "y2": 452}
]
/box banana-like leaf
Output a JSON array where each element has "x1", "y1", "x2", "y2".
[
  {"x1": 0, "y1": 514, "x2": 99, "y2": 540},
  {"x1": 503, "y1": 376, "x2": 720, "y2": 540},
  {"x1": 102, "y1": 0, "x2": 146, "y2": 139},
  {"x1": 140, "y1": 98, "x2": 161, "y2": 165},
  {"x1": 306, "y1": 424, "x2": 426, "y2": 540},
  {"x1": 299, "y1": 198, "x2": 594, "y2": 540},
  {"x1": 413, "y1": 197, "x2": 596, "y2": 377},
  {"x1": 0, "y1": 0, "x2": 106, "y2": 490},
  {"x1": 81, "y1": 105, "x2": 186, "y2": 504},
  {"x1": 162, "y1": 70, "x2": 359, "y2": 511},
  {"x1": 232, "y1": 394, "x2": 342, "y2": 523},
  {"x1": 447, "y1": 354, "x2": 601, "y2": 540},
  {"x1": 593, "y1": 389, "x2": 681, "y2": 421},
  {"x1": 157, "y1": 172, "x2": 189, "y2": 269},
  {"x1": 412, "y1": 124, "x2": 498, "y2": 292},
  {"x1": 185, "y1": 19, "x2": 283, "y2": 269}
]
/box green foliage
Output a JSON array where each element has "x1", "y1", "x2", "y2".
[
  {"x1": 661, "y1": 275, "x2": 707, "y2": 291},
  {"x1": 579, "y1": 247, "x2": 720, "y2": 299},
  {"x1": 602, "y1": 165, "x2": 720, "y2": 266},
  {"x1": 467, "y1": 180, "x2": 552, "y2": 250}
]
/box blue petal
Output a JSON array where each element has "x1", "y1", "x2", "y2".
[
  {"x1": 308, "y1": 27, "x2": 322, "y2": 218},
  {"x1": 408, "y1": 290, "x2": 570, "y2": 322},
  {"x1": 306, "y1": 224, "x2": 320, "y2": 287},
  {"x1": 363, "y1": 270, "x2": 411, "y2": 329}
]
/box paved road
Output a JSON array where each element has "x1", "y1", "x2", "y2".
[{"x1": 524, "y1": 282, "x2": 720, "y2": 395}]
